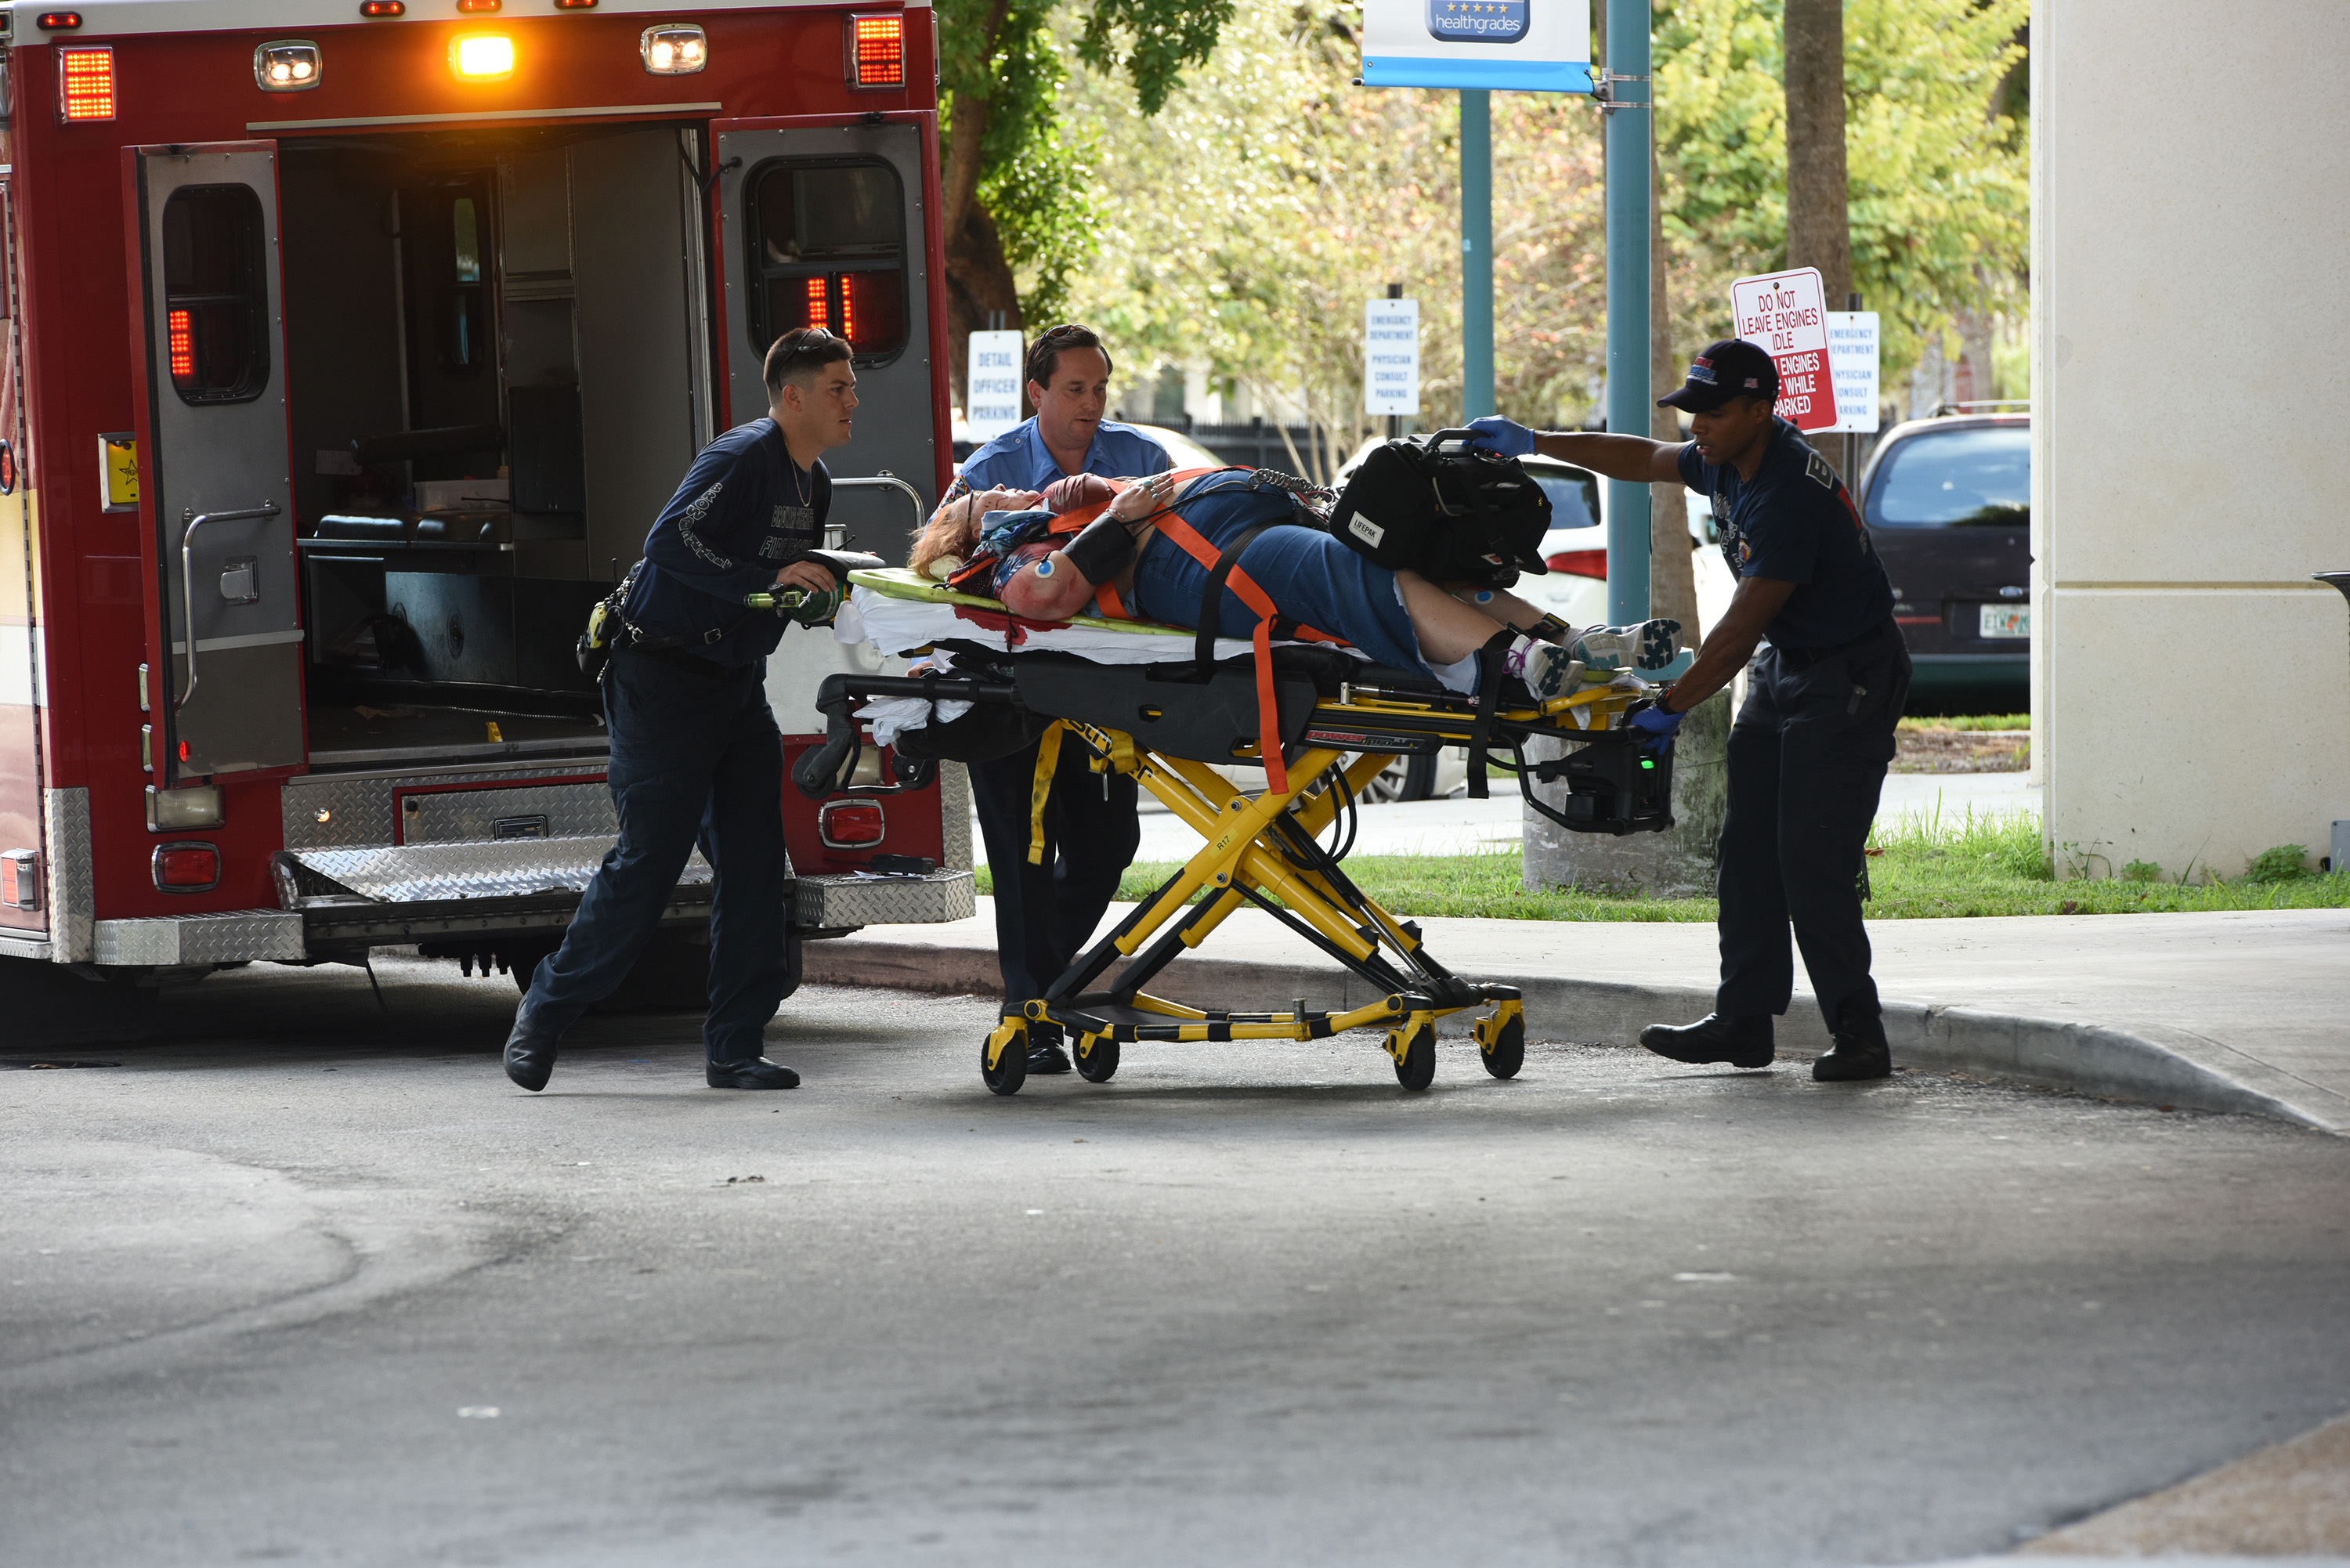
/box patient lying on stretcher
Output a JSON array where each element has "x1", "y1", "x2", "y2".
[{"x1": 909, "y1": 469, "x2": 1682, "y2": 697}]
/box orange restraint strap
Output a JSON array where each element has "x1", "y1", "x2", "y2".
[{"x1": 1144, "y1": 504, "x2": 1343, "y2": 797}]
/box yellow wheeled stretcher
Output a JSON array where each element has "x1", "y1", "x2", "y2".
[{"x1": 792, "y1": 569, "x2": 1674, "y2": 1095}]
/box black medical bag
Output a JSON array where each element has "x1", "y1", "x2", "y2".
[{"x1": 1325, "y1": 429, "x2": 1552, "y2": 591}]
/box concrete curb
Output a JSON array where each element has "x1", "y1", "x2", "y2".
[{"x1": 801, "y1": 938, "x2": 2343, "y2": 1134}]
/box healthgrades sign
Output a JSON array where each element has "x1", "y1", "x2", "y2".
[{"x1": 1358, "y1": 0, "x2": 1593, "y2": 92}]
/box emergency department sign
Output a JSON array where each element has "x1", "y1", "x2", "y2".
[
  {"x1": 1823, "y1": 311, "x2": 1881, "y2": 434},
  {"x1": 1358, "y1": 0, "x2": 1592, "y2": 92},
  {"x1": 1730, "y1": 267, "x2": 1841, "y2": 432},
  {"x1": 964, "y1": 330, "x2": 1025, "y2": 443},
  {"x1": 1364, "y1": 297, "x2": 1420, "y2": 416}
]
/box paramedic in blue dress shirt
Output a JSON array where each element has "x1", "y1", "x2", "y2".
[
  {"x1": 1469, "y1": 338, "x2": 1909, "y2": 1082},
  {"x1": 501, "y1": 328, "x2": 859, "y2": 1095},
  {"x1": 945, "y1": 323, "x2": 1172, "y2": 1075}
]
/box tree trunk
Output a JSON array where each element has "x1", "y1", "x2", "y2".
[
  {"x1": 1647, "y1": 123, "x2": 1701, "y2": 638},
  {"x1": 939, "y1": 0, "x2": 1018, "y2": 411},
  {"x1": 1783, "y1": 0, "x2": 1852, "y2": 474}
]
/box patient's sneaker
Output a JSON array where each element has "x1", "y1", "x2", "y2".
[
  {"x1": 1513, "y1": 640, "x2": 1585, "y2": 701},
  {"x1": 1570, "y1": 619, "x2": 1684, "y2": 672}
]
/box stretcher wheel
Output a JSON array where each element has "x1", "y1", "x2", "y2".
[
  {"x1": 1073, "y1": 1031, "x2": 1120, "y2": 1083},
  {"x1": 1477, "y1": 1013, "x2": 1526, "y2": 1079},
  {"x1": 982, "y1": 1017, "x2": 1029, "y2": 1097},
  {"x1": 1389, "y1": 1022, "x2": 1436, "y2": 1091}
]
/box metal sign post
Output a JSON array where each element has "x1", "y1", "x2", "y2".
[
  {"x1": 1598, "y1": 0, "x2": 1650, "y2": 627},
  {"x1": 1356, "y1": 0, "x2": 1592, "y2": 430}
]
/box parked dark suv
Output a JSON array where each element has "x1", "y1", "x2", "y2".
[{"x1": 1854, "y1": 409, "x2": 2031, "y2": 711}]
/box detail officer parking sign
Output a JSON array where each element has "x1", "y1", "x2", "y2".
[{"x1": 1730, "y1": 268, "x2": 1840, "y2": 432}]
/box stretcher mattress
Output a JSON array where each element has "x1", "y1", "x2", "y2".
[{"x1": 842, "y1": 568, "x2": 1372, "y2": 669}]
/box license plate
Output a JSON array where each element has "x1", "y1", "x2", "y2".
[{"x1": 1979, "y1": 604, "x2": 2030, "y2": 639}]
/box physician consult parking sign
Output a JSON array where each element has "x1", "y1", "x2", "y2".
[{"x1": 1730, "y1": 267, "x2": 1840, "y2": 432}]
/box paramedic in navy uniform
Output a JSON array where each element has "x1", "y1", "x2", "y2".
[
  {"x1": 949, "y1": 324, "x2": 1172, "y2": 1074},
  {"x1": 501, "y1": 328, "x2": 859, "y2": 1093},
  {"x1": 1469, "y1": 338, "x2": 1909, "y2": 1082}
]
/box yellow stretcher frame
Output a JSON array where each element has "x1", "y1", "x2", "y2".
[
  {"x1": 812, "y1": 569, "x2": 1666, "y2": 1095},
  {"x1": 974, "y1": 678, "x2": 1640, "y2": 1096}
]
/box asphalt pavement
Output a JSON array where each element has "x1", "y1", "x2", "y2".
[{"x1": 5, "y1": 956, "x2": 2348, "y2": 1566}]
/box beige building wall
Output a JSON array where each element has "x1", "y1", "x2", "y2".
[{"x1": 2033, "y1": 1, "x2": 2350, "y2": 880}]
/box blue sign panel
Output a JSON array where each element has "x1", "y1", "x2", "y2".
[{"x1": 1361, "y1": 0, "x2": 1591, "y2": 92}]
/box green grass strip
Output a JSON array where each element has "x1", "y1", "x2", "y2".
[{"x1": 973, "y1": 807, "x2": 2350, "y2": 921}]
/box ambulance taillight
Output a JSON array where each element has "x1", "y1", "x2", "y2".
[
  {"x1": 56, "y1": 45, "x2": 114, "y2": 121},
  {"x1": 847, "y1": 14, "x2": 903, "y2": 89}
]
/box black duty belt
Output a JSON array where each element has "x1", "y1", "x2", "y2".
[{"x1": 1772, "y1": 619, "x2": 1888, "y2": 670}]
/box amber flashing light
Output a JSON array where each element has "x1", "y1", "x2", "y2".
[
  {"x1": 57, "y1": 45, "x2": 114, "y2": 121},
  {"x1": 450, "y1": 33, "x2": 515, "y2": 78}
]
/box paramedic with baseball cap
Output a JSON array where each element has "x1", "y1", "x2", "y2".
[
  {"x1": 948, "y1": 324, "x2": 1172, "y2": 1076},
  {"x1": 1466, "y1": 337, "x2": 1907, "y2": 1082}
]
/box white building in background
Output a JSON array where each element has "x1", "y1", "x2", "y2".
[{"x1": 2032, "y1": 2, "x2": 2350, "y2": 880}]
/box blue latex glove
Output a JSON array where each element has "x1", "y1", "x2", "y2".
[
  {"x1": 1627, "y1": 703, "x2": 1683, "y2": 752},
  {"x1": 1465, "y1": 415, "x2": 1536, "y2": 459}
]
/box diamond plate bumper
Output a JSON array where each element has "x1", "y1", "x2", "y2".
[
  {"x1": 92, "y1": 910, "x2": 307, "y2": 966},
  {"x1": 794, "y1": 870, "x2": 974, "y2": 931}
]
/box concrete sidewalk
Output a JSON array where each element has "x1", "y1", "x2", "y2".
[{"x1": 804, "y1": 901, "x2": 2349, "y2": 1134}]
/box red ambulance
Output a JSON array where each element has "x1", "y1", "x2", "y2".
[{"x1": 0, "y1": 0, "x2": 971, "y2": 1012}]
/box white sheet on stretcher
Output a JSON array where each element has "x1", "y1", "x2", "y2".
[{"x1": 839, "y1": 569, "x2": 1368, "y2": 668}]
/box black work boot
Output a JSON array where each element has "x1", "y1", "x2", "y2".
[
  {"x1": 504, "y1": 1017, "x2": 560, "y2": 1092},
  {"x1": 1813, "y1": 1011, "x2": 1893, "y2": 1082},
  {"x1": 1025, "y1": 1021, "x2": 1072, "y2": 1075},
  {"x1": 1639, "y1": 1013, "x2": 1774, "y2": 1070},
  {"x1": 707, "y1": 1057, "x2": 801, "y2": 1089}
]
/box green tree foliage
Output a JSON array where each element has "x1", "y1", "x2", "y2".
[
  {"x1": 936, "y1": 0, "x2": 1231, "y2": 357},
  {"x1": 1069, "y1": 3, "x2": 1613, "y2": 475},
  {"x1": 1654, "y1": 0, "x2": 2030, "y2": 378}
]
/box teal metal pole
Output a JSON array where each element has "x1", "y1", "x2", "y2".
[
  {"x1": 1460, "y1": 89, "x2": 1494, "y2": 421},
  {"x1": 1602, "y1": 0, "x2": 1650, "y2": 625}
]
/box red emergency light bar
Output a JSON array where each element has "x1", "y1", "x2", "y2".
[
  {"x1": 56, "y1": 45, "x2": 114, "y2": 121},
  {"x1": 847, "y1": 13, "x2": 903, "y2": 89},
  {"x1": 457, "y1": 0, "x2": 501, "y2": 11},
  {"x1": 553, "y1": 0, "x2": 599, "y2": 9},
  {"x1": 358, "y1": 1, "x2": 405, "y2": 15},
  {"x1": 35, "y1": 11, "x2": 83, "y2": 29}
]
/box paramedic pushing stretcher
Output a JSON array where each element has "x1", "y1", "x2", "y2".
[
  {"x1": 501, "y1": 328, "x2": 860, "y2": 1093},
  {"x1": 941, "y1": 325, "x2": 1170, "y2": 1077},
  {"x1": 1471, "y1": 338, "x2": 1909, "y2": 1082}
]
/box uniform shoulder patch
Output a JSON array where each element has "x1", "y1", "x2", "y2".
[{"x1": 1804, "y1": 450, "x2": 1838, "y2": 490}]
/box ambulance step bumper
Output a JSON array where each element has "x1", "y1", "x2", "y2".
[
  {"x1": 793, "y1": 870, "x2": 974, "y2": 931},
  {"x1": 92, "y1": 911, "x2": 308, "y2": 966}
]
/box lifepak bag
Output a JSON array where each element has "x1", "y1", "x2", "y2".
[{"x1": 1326, "y1": 429, "x2": 1552, "y2": 591}]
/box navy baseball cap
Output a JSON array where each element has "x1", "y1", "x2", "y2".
[{"x1": 1658, "y1": 338, "x2": 1779, "y2": 412}]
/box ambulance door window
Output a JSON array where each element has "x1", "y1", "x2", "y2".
[
  {"x1": 746, "y1": 159, "x2": 906, "y2": 364},
  {"x1": 160, "y1": 186, "x2": 270, "y2": 404},
  {"x1": 436, "y1": 186, "x2": 492, "y2": 374}
]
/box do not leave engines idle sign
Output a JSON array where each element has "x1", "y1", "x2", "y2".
[{"x1": 1730, "y1": 267, "x2": 1839, "y2": 432}]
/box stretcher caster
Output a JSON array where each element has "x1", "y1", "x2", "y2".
[
  {"x1": 1472, "y1": 1000, "x2": 1526, "y2": 1080},
  {"x1": 1073, "y1": 1030, "x2": 1120, "y2": 1083},
  {"x1": 982, "y1": 1016, "x2": 1029, "y2": 1097},
  {"x1": 1387, "y1": 1019, "x2": 1437, "y2": 1091}
]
